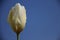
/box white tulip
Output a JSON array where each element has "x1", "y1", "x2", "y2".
[{"x1": 8, "y1": 3, "x2": 26, "y2": 33}]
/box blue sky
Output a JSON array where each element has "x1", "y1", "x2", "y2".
[{"x1": 0, "y1": 0, "x2": 60, "y2": 40}]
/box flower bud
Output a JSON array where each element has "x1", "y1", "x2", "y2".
[{"x1": 8, "y1": 3, "x2": 26, "y2": 33}]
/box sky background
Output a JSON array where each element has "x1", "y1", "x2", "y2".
[{"x1": 0, "y1": 0, "x2": 60, "y2": 40}]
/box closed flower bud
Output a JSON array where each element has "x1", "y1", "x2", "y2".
[{"x1": 8, "y1": 3, "x2": 26, "y2": 34}]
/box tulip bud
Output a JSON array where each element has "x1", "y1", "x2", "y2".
[{"x1": 8, "y1": 3, "x2": 26, "y2": 34}]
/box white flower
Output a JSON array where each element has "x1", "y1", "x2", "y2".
[{"x1": 8, "y1": 3, "x2": 26, "y2": 33}]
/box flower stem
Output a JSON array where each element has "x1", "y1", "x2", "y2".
[{"x1": 17, "y1": 33, "x2": 20, "y2": 40}]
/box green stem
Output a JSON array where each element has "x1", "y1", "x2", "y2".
[{"x1": 17, "y1": 33, "x2": 20, "y2": 40}]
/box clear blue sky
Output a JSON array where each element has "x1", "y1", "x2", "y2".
[{"x1": 0, "y1": 0, "x2": 60, "y2": 40}]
